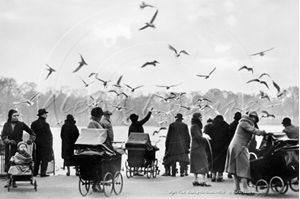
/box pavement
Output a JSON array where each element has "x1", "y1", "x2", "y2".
[{"x1": 0, "y1": 167, "x2": 298, "y2": 199}]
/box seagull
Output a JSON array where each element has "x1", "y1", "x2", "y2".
[
  {"x1": 246, "y1": 78, "x2": 269, "y2": 89},
  {"x1": 238, "y1": 66, "x2": 253, "y2": 74},
  {"x1": 196, "y1": 67, "x2": 216, "y2": 79},
  {"x1": 251, "y1": 47, "x2": 275, "y2": 56},
  {"x1": 259, "y1": 90, "x2": 270, "y2": 101},
  {"x1": 112, "y1": 105, "x2": 132, "y2": 112},
  {"x1": 113, "y1": 75, "x2": 123, "y2": 88},
  {"x1": 272, "y1": 80, "x2": 286, "y2": 98},
  {"x1": 124, "y1": 84, "x2": 144, "y2": 93},
  {"x1": 139, "y1": 1, "x2": 155, "y2": 10},
  {"x1": 139, "y1": 9, "x2": 158, "y2": 30},
  {"x1": 153, "y1": 127, "x2": 167, "y2": 136},
  {"x1": 45, "y1": 64, "x2": 56, "y2": 80},
  {"x1": 141, "y1": 60, "x2": 159, "y2": 68},
  {"x1": 158, "y1": 120, "x2": 168, "y2": 126},
  {"x1": 13, "y1": 92, "x2": 40, "y2": 106},
  {"x1": 154, "y1": 94, "x2": 176, "y2": 102},
  {"x1": 155, "y1": 83, "x2": 181, "y2": 90},
  {"x1": 88, "y1": 72, "x2": 98, "y2": 78},
  {"x1": 72, "y1": 54, "x2": 87, "y2": 73},
  {"x1": 261, "y1": 110, "x2": 275, "y2": 118},
  {"x1": 80, "y1": 77, "x2": 93, "y2": 87},
  {"x1": 193, "y1": 97, "x2": 212, "y2": 104},
  {"x1": 96, "y1": 77, "x2": 111, "y2": 87},
  {"x1": 170, "y1": 92, "x2": 186, "y2": 100},
  {"x1": 168, "y1": 45, "x2": 189, "y2": 58},
  {"x1": 108, "y1": 90, "x2": 128, "y2": 98},
  {"x1": 258, "y1": 73, "x2": 271, "y2": 79}
]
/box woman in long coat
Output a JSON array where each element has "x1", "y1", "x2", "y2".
[
  {"x1": 225, "y1": 111, "x2": 266, "y2": 195},
  {"x1": 190, "y1": 112, "x2": 211, "y2": 187},
  {"x1": 61, "y1": 114, "x2": 79, "y2": 176}
]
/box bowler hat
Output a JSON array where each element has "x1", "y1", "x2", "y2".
[
  {"x1": 66, "y1": 114, "x2": 75, "y2": 121},
  {"x1": 175, "y1": 113, "x2": 183, "y2": 120},
  {"x1": 37, "y1": 108, "x2": 48, "y2": 116},
  {"x1": 91, "y1": 107, "x2": 103, "y2": 117}
]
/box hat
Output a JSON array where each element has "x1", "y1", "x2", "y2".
[
  {"x1": 192, "y1": 112, "x2": 202, "y2": 119},
  {"x1": 234, "y1": 112, "x2": 242, "y2": 120},
  {"x1": 248, "y1": 111, "x2": 259, "y2": 122},
  {"x1": 17, "y1": 141, "x2": 27, "y2": 149},
  {"x1": 282, "y1": 117, "x2": 291, "y2": 126},
  {"x1": 66, "y1": 114, "x2": 75, "y2": 121},
  {"x1": 91, "y1": 107, "x2": 103, "y2": 118},
  {"x1": 103, "y1": 111, "x2": 112, "y2": 116},
  {"x1": 37, "y1": 108, "x2": 48, "y2": 116},
  {"x1": 129, "y1": 113, "x2": 139, "y2": 122},
  {"x1": 175, "y1": 113, "x2": 183, "y2": 120}
]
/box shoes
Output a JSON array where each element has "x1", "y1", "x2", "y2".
[
  {"x1": 217, "y1": 178, "x2": 224, "y2": 182},
  {"x1": 234, "y1": 190, "x2": 256, "y2": 195},
  {"x1": 211, "y1": 178, "x2": 216, "y2": 182},
  {"x1": 66, "y1": 172, "x2": 70, "y2": 176},
  {"x1": 180, "y1": 173, "x2": 184, "y2": 177},
  {"x1": 192, "y1": 181, "x2": 201, "y2": 186},
  {"x1": 227, "y1": 173, "x2": 232, "y2": 179},
  {"x1": 185, "y1": 173, "x2": 189, "y2": 176},
  {"x1": 12, "y1": 182, "x2": 17, "y2": 188},
  {"x1": 41, "y1": 174, "x2": 50, "y2": 177},
  {"x1": 207, "y1": 173, "x2": 212, "y2": 178},
  {"x1": 201, "y1": 182, "x2": 211, "y2": 187},
  {"x1": 161, "y1": 173, "x2": 170, "y2": 177},
  {"x1": 171, "y1": 174, "x2": 176, "y2": 177}
]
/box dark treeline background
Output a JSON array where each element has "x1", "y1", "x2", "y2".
[{"x1": 0, "y1": 76, "x2": 298, "y2": 127}]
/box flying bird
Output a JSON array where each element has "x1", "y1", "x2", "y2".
[
  {"x1": 113, "y1": 75, "x2": 123, "y2": 88},
  {"x1": 261, "y1": 110, "x2": 275, "y2": 119},
  {"x1": 141, "y1": 60, "x2": 159, "y2": 68},
  {"x1": 155, "y1": 83, "x2": 181, "y2": 90},
  {"x1": 153, "y1": 127, "x2": 167, "y2": 136},
  {"x1": 154, "y1": 94, "x2": 176, "y2": 102},
  {"x1": 13, "y1": 92, "x2": 40, "y2": 106},
  {"x1": 170, "y1": 92, "x2": 186, "y2": 100},
  {"x1": 259, "y1": 90, "x2": 270, "y2": 101},
  {"x1": 258, "y1": 73, "x2": 271, "y2": 79},
  {"x1": 246, "y1": 78, "x2": 269, "y2": 89},
  {"x1": 108, "y1": 90, "x2": 128, "y2": 98},
  {"x1": 139, "y1": 9, "x2": 158, "y2": 30},
  {"x1": 139, "y1": 1, "x2": 155, "y2": 10},
  {"x1": 196, "y1": 67, "x2": 216, "y2": 79},
  {"x1": 45, "y1": 64, "x2": 56, "y2": 80},
  {"x1": 272, "y1": 80, "x2": 286, "y2": 98},
  {"x1": 168, "y1": 45, "x2": 189, "y2": 58},
  {"x1": 251, "y1": 47, "x2": 274, "y2": 56},
  {"x1": 193, "y1": 97, "x2": 212, "y2": 104},
  {"x1": 72, "y1": 54, "x2": 87, "y2": 73},
  {"x1": 124, "y1": 84, "x2": 144, "y2": 93},
  {"x1": 96, "y1": 77, "x2": 111, "y2": 87},
  {"x1": 238, "y1": 66, "x2": 253, "y2": 74},
  {"x1": 112, "y1": 105, "x2": 132, "y2": 112},
  {"x1": 80, "y1": 77, "x2": 93, "y2": 87}
]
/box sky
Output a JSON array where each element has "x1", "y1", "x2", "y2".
[{"x1": 0, "y1": 0, "x2": 299, "y2": 98}]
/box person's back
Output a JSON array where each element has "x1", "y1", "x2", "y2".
[
  {"x1": 128, "y1": 109, "x2": 152, "y2": 137},
  {"x1": 282, "y1": 117, "x2": 299, "y2": 140}
]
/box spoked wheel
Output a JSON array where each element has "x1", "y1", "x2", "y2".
[
  {"x1": 249, "y1": 152, "x2": 258, "y2": 161},
  {"x1": 78, "y1": 178, "x2": 90, "y2": 196},
  {"x1": 151, "y1": 160, "x2": 157, "y2": 178},
  {"x1": 33, "y1": 179, "x2": 37, "y2": 191},
  {"x1": 154, "y1": 159, "x2": 160, "y2": 175},
  {"x1": 126, "y1": 167, "x2": 131, "y2": 179},
  {"x1": 256, "y1": 179, "x2": 269, "y2": 196},
  {"x1": 146, "y1": 165, "x2": 152, "y2": 179},
  {"x1": 270, "y1": 176, "x2": 285, "y2": 193},
  {"x1": 289, "y1": 177, "x2": 299, "y2": 192},
  {"x1": 280, "y1": 182, "x2": 289, "y2": 194},
  {"x1": 102, "y1": 172, "x2": 113, "y2": 197},
  {"x1": 7, "y1": 178, "x2": 11, "y2": 192},
  {"x1": 113, "y1": 171, "x2": 123, "y2": 195}
]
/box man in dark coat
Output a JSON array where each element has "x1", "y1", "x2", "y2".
[
  {"x1": 60, "y1": 114, "x2": 79, "y2": 176},
  {"x1": 1, "y1": 109, "x2": 35, "y2": 187},
  {"x1": 206, "y1": 115, "x2": 230, "y2": 182},
  {"x1": 31, "y1": 108, "x2": 53, "y2": 177},
  {"x1": 128, "y1": 108, "x2": 153, "y2": 137},
  {"x1": 162, "y1": 113, "x2": 190, "y2": 177}
]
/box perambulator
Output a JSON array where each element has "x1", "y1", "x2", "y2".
[
  {"x1": 75, "y1": 128, "x2": 124, "y2": 197},
  {"x1": 7, "y1": 141, "x2": 37, "y2": 192},
  {"x1": 125, "y1": 133, "x2": 159, "y2": 178},
  {"x1": 250, "y1": 133, "x2": 299, "y2": 195}
]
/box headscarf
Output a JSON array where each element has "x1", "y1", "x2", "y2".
[{"x1": 7, "y1": 109, "x2": 18, "y2": 122}]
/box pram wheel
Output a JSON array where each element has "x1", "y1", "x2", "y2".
[
  {"x1": 289, "y1": 177, "x2": 299, "y2": 192},
  {"x1": 255, "y1": 179, "x2": 269, "y2": 196},
  {"x1": 102, "y1": 172, "x2": 113, "y2": 197},
  {"x1": 270, "y1": 176, "x2": 285, "y2": 193},
  {"x1": 151, "y1": 160, "x2": 157, "y2": 178},
  {"x1": 78, "y1": 178, "x2": 90, "y2": 196},
  {"x1": 33, "y1": 179, "x2": 37, "y2": 191},
  {"x1": 146, "y1": 165, "x2": 152, "y2": 179},
  {"x1": 7, "y1": 179, "x2": 11, "y2": 192},
  {"x1": 113, "y1": 171, "x2": 123, "y2": 195}
]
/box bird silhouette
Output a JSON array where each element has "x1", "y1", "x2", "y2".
[
  {"x1": 259, "y1": 90, "x2": 270, "y2": 101},
  {"x1": 139, "y1": 9, "x2": 158, "y2": 30},
  {"x1": 141, "y1": 60, "x2": 159, "y2": 68},
  {"x1": 246, "y1": 78, "x2": 269, "y2": 89},
  {"x1": 13, "y1": 92, "x2": 40, "y2": 106},
  {"x1": 272, "y1": 80, "x2": 286, "y2": 98},
  {"x1": 88, "y1": 72, "x2": 98, "y2": 78},
  {"x1": 261, "y1": 110, "x2": 275, "y2": 118},
  {"x1": 258, "y1": 73, "x2": 271, "y2": 79},
  {"x1": 196, "y1": 67, "x2": 216, "y2": 79},
  {"x1": 238, "y1": 66, "x2": 253, "y2": 74},
  {"x1": 155, "y1": 83, "x2": 181, "y2": 90},
  {"x1": 112, "y1": 105, "x2": 132, "y2": 112},
  {"x1": 80, "y1": 77, "x2": 93, "y2": 87},
  {"x1": 251, "y1": 47, "x2": 274, "y2": 56},
  {"x1": 170, "y1": 92, "x2": 186, "y2": 100},
  {"x1": 96, "y1": 77, "x2": 111, "y2": 87},
  {"x1": 139, "y1": 1, "x2": 155, "y2": 10},
  {"x1": 154, "y1": 94, "x2": 176, "y2": 102},
  {"x1": 193, "y1": 97, "x2": 212, "y2": 104},
  {"x1": 72, "y1": 54, "x2": 87, "y2": 73},
  {"x1": 45, "y1": 64, "x2": 56, "y2": 80},
  {"x1": 124, "y1": 84, "x2": 144, "y2": 93},
  {"x1": 153, "y1": 127, "x2": 167, "y2": 136},
  {"x1": 168, "y1": 45, "x2": 189, "y2": 58},
  {"x1": 108, "y1": 90, "x2": 128, "y2": 98},
  {"x1": 113, "y1": 75, "x2": 123, "y2": 88}
]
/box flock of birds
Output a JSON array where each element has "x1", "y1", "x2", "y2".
[{"x1": 13, "y1": 2, "x2": 286, "y2": 131}]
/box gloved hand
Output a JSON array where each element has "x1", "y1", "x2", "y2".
[
  {"x1": 10, "y1": 140, "x2": 16, "y2": 145},
  {"x1": 3, "y1": 138, "x2": 10, "y2": 145},
  {"x1": 30, "y1": 135, "x2": 36, "y2": 141},
  {"x1": 27, "y1": 140, "x2": 33, "y2": 145}
]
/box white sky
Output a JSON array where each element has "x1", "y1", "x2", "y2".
[{"x1": 0, "y1": 0, "x2": 299, "y2": 97}]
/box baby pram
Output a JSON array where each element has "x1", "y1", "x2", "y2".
[
  {"x1": 250, "y1": 133, "x2": 299, "y2": 195},
  {"x1": 125, "y1": 133, "x2": 159, "y2": 178},
  {"x1": 75, "y1": 128, "x2": 124, "y2": 197},
  {"x1": 7, "y1": 141, "x2": 37, "y2": 192}
]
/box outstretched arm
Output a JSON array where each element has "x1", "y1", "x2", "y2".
[{"x1": 136, "y1": 111, "x2": 152, "y2": 126}]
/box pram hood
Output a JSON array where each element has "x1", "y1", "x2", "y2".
[
  {"x1": 126, "y1": 133, "x2": 158, "y2": 151},
  {"x1": 75, "y1": 128, "x2": 107, "y2": 146}
]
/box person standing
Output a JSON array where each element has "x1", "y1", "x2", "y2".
[
  {"x1": 60, "y1": 114, "x2": 79, "y2": 176},
  {"x1": 190, "y1": 112, "x2": 211, "y2": 187},
  {"x1": 225, "y1": 111, "x2": 266, "y2": 195},
  {"x1": 1, "y1": 109, "x2": 36, "y2": 187},
  {"x1": 101, "y1": 111, "x2": 114, "y2": 142},
  {"x1": 31, "y1": 108, "x2": 53, "y2": 177},
  {"x1": 281, "y1": 117, "x2": 299, "y2": 140},
  {"x1": 162, "y1": 113, "x2": 190, "y2": 177},
  {"x1": 128, "y1": 108, "x2": 153, "y2": 137}
]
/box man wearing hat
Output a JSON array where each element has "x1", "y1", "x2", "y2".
[
  {"x1": 282, "y1": 117, "x2": 299, "y2": 140},
  {"x1": 31, "y1": 108, "x2": 53, "y2": 177},
  {"x1": 162, "y1": 113, "x2": 190, "y2": 177},
  {"x1": 101, "y1": 111, "x2": 114, "y2": 142}
]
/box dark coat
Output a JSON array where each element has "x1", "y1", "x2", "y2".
[
  {"x1": 60, "y1": 120, "x2": 79, "y2": 166},
  {"x1": 228, "y1": 119, "x2": 239, "y2": 141},
  {"x1": 206, "y1": 118, "x2": 230, "y2": 173},
  {"x1": 31, "y1": 117, "x2": 53, "y2": 162},
  {"x1": 128, "y1": 111, "x2": 152, "y2": 137},
  {"x1": 163, "y1": 119, "x2": 191, "y2": 165},
  {"x1": 1, "y1": 121, "x2": 35, "y2": 172},
  {"x1": 190, "y1": 124, "x2": 209, "y2": 174}
]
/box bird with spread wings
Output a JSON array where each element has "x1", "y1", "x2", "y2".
[
  {"x1": 196, "y1": 67, "x2": 216, "y2": 79},
  {"x1": 251, "y1": 47, "x2": 274, "y2": 56},
  {"x1": 139, "y1": 9, "x2": 159, "y2": 30},
  {"x1": 168, "y1": 45, "x2": 189, "y2": 58},
  {"x1": 72, "y1": 54, "x2": 87, "y2": 73}
]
